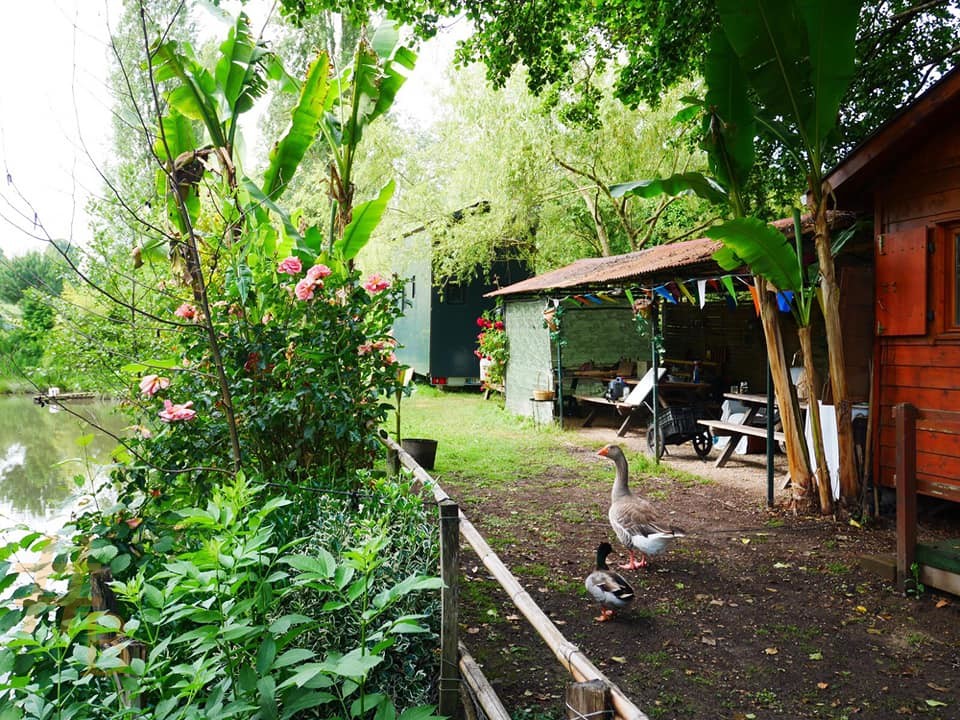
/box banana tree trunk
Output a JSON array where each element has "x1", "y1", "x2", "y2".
[
  {"x1": 756, "y1": 276, "x2": 815, "y2": 512},
  {"x1": 798, "y1": 326, "x2": 833, "y2": 514},
  {"x1": 812, "y1": 197, "x2": 859, "y2": 510}
]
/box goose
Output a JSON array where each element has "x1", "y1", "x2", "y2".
[
  {"x1": 598, "y1": 443, "x2": 685, "y2": 569},
  {"x1": 585, "y1": 542, "x2": 635, "y2": 622}
]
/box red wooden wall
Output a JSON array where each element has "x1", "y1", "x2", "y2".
[{"x1": 872, "y1": 125, "x2": 960, "y2": 502}]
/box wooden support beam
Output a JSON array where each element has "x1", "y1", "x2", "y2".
[
  {"x1": 439, "y1": 499, "x2": 461, "y2": 720},
  {"x1": 894, "y1": 403, "x2": 918, "y2": 593},
  {"x1": 566, "y1": 680, "x2": 612, "y2": 720}
]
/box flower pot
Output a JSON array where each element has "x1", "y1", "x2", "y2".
[
  {"x1": 479, "y1": 357, "x2": 492, "y2": 382},
  {"x1": 401, "y1": 438, "x2": 438, "y2": 470},
  {"x1": 533, "y1": 389, "x2": 555, "y2": 401}
]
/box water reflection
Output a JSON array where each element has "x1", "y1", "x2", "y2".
[{"x1": 0, "y1": 396, "x2": 126, "y2": 531}]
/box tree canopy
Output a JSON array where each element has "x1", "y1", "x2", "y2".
[{"x1": 277, "y1": 0, "x2": 960, "y2": 162}]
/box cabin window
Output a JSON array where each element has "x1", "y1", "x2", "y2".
[{"x1": 444, "y1": 282, "x2": 465, "y2": 304}]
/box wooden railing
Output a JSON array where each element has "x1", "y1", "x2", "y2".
[{"x1": 381, "y1": 434, "x2": 650, "y2": 720}]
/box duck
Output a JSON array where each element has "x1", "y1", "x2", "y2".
[
  {"x1": 598, "y1": 443, "x2": 685, "y2": 570},
  {"x1": 585, "y1": 542, "x2": 635, "y2": 622}
]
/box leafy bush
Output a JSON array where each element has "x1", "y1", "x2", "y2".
[{"x1": 0, "y1": 476, "x2": 442, "y2": 720}]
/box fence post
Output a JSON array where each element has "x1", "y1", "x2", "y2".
[
  {"x1": 566, "y1": 679, "x2": 612, "y2": 720},
  {"x1": 895, "y1": 402, "x2": 918, "y2": 593},
  {"x1": 439, "y1": 499, "x2": 461, "y2": 719}
]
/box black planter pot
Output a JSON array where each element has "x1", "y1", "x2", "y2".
[{"x1": 401, "y1": 438, "x2": 438, "y2": 470}]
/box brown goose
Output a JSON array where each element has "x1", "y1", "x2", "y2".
[
  {"x1": 598, "y1": 444, "x2": 685, "y2": 569},
  {"x1": 585, "y1": 542, "x2": 635, "y2": 622}
]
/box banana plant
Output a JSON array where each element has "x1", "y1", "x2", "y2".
[{"x1": 715, "y1": 0, "x2": 864, "y2": 509}]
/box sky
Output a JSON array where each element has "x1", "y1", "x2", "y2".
[
  {"x1": 0, "y1": 0, "x2": 118, "y2": 258},
  {"x1": 0, "y1": 1, "x2": 457, "y2": 259}
]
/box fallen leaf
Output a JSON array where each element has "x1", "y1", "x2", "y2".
[
  {"x1": 773, "y1": 562, "x2": 792, "y2": 569},
  {"x1": 925, "y1": 699, "x2": 948, "y2": 708},
  {"x1": 701, "y1": 636, "x2": 716, "y2": 646},
  {"x1": 817, "y1": 682, "x2": 829, "y2": 689},
  {"x1": 936, "y1": 599, "x2": 950, "y2": 608},
  {"x1": 610, "y1": 656, "x2": 627, "y2": 664},
  {"x1": 809, "y1": 652, "x2": 823, "y2": 661},
  {"x1": 867, "y1": 628, "x2": 883, "y2": 635},
  {"x1": 467, "y1": 627, "x2": 480, "y2": 634},
  {"x1": 765, "y1": 587, "x2": 778, "y2": 593},
  {"x1": 849, "y1": 518, "x2": 862, "y2": 528},
  {"x1": 764, "y1": 647, "x2": 778, "y2": 655},
  {"x1": 709, "y1": 599, "x2": 725, "y2": 606},
  {"x1": 927, "y1": 682, "x2": 948, "y2": 692},
  {"x1": 505, "y1": 614, "x2": 520, "y2": 621},
  {"x1": 741, "y1": 538, "x2": 751, "y2": 544},
  {"x1": 856, "y1": 605, "x2": 868, "y2": 614}
]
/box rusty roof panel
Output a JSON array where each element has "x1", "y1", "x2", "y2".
[
  {"x1": 486, "y1": 212, "x2": 858, "y2": 298},
  {"x1": 487, "y1": 237, "x2": 722, "y2": 297}
]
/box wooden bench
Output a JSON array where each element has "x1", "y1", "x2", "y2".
[
  {"x1": 697, "y1": 419, "x2": 785, "y2": 468},
  {"x1": 572, "y1": 368, "x2": 665, "y2": 438},
  {"x1": 574, "y1": 394, "x2": 649, "y2": 437}
]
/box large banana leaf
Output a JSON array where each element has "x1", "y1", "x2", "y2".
[
  {"x1": 153, "y1": 41, "x2": 225, "y2": 148},
  {"x1": 609, "y1": 172, "x2": 728, "y2": 205},
  {"x1": 262, "y1": 53, "x2": 331, "y2": 201},
  {"x1": 798, "y1": 0, "x2": 861, "y2": 154},
  {"x1": 707, "y1": 216, "x2": 803, "y2": 292},
  {"x1": 716, "y1": 0, "x2": 861, "y2": 162},
  {"x1": 214, "y1": 13, "x2": 270, "y2": 144},
  {"x1": 334, "y1": 180, "x2": 395, "y2": 262},
  {"x1": 702, "y1": 27, "x2": 755, "y2": 199}
]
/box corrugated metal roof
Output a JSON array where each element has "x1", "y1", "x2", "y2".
[
  {"x1": 486, "y1": 211, "x2": 857, "y2": 298},
  {"x1": 486, "y1": 236, "x2": 722, "y2": 297}
]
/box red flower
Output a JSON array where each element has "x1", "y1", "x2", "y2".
[{"x1": 494, "y1": 321, "x2": 504, "y2": 330}]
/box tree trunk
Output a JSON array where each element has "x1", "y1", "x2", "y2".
[
  {"x1": 756, "y1": 276, "x2": 815, "y2": 512},
  {"x1": 812, "y1": 196, "x2": 859, "y2": 511},
  {"x1": 798, "y1": 326, "x2": 833, "y2": 515}
]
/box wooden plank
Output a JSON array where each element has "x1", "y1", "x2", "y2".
[
  {"x1": 880, "y1": 363, "x2": 960, "y2": 390},
  {"x1": 697, "y1": 420, "x2": 786, "y2": 442},
  {"x1": 916, "y1": 539, "x2": 960, "y2": 575},
  {"x1": 459, "y1": 642, "x2": 511, "y2": 720},
  {"x1": 918, "y1": 564, "x2": 960, "y2": 597},
  {"x1": 895, "y1": 403, "x2": 918, "y2": 593},
  {"x1": 880, "y1": 342, "x2": 960, "y2": 368}
]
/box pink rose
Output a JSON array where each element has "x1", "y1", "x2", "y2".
[
  {"x1": 158, "y1": 399, "x2": 197, "y2": 423},
  {"x1": 362, "y1": 273, "x2": 390, "y2": 293},
  {"x1": 174, "y1": 303, "x2": 197, "y2": 319},
  {"x1": 294, "y1": 278, "x2": 315, "y2": 301},
  {"x1": 139, "y1": 374, "x2": 171, "y2": 397},
  {"x1": 306, "y1": 264, "x2": 332, "y2": 282},
  {"x1": 277, "y1": 256, "x2": 302, "y2": 275}
]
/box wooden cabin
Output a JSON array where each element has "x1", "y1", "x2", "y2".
[{"x1": 827, "y1": 67, "x2": 960, "y2": 507}]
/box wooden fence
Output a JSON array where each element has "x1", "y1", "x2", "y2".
[{"x1": 381, "y1": 434, "x2": 650, "y2": 720}]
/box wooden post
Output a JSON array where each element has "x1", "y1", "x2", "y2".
[
  {"x1": 895, "y1": 403, "x2": 918, "y2": 593},
  {"x1": 439, "y1": 499, "x2": 461, "y2": 719},
  {"x1": 566, "y1": 680, "x2": 612, "y2": 720}
]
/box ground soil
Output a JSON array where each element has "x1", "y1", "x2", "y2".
[{"x1": 437, "y1": 417, "x2": 960, "y2": 720}]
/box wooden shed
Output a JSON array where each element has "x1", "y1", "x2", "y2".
[{"x1": 827, "y1": 66, "x2": 960, "y2": 508}]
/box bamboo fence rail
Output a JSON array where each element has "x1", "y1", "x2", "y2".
[{"x1": 380, "y1": 434, "x2": 650, "y2": 720}]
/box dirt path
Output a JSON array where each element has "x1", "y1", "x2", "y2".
[{"x1": 439, "y1": 421, "x2": 960, "y2": 720}]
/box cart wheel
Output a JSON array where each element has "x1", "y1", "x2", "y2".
[
  {"x1": 693, "y1": 430, "x2": 712, "y2": 459},
  {"x1": 647, "y1": 426, "x2": 665, "y2": 460}
]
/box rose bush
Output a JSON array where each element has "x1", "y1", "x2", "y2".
[{"x1": 474, "y1": 307, "x2": 508, "y2": 387}]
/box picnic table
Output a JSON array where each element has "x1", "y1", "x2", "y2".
[{"x1": 697, "y1": 392, "x2": 785, "y2": 468}]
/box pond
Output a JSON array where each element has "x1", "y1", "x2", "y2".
[{"x1": 0, "y1": 395, "x2": 127, "y2": 536}]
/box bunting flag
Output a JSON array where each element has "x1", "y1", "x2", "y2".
[
  {"x1": 675, "y1": 278, "x2": 697, "y2": 305},
  {"x1": 719, "y1": 275, "x2": 737, "y2": 301},
  {"x1": 584, "y1": 294, "x2": 604, "y2": 304},
  {"x1": 697, "y1": 279, "x2": 708, "y2": 308},
  {"x1": 748, "y1": 284, "x2": 761, "y2": 316},
  {"x1": 776, "y1": 290, "x2": 794, "y2": 312},
  {"x1": 654, "y1": 285, "x2": 678, "y2": 304},
  {"x1": 596, "y1": 292, "x2": 617, "y2": 303},
  {"x1": 571, "y1": 295, "x2": 592, "y2": 306}
]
